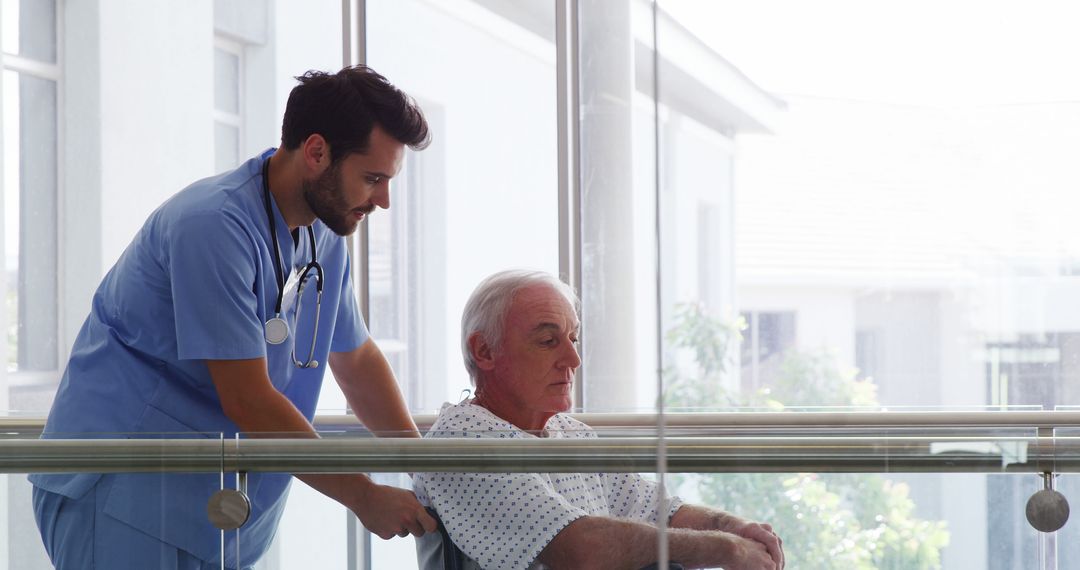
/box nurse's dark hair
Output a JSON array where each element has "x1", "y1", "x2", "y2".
[{"x1": 280, "y1": 65, "x2": 430, "y2": 161}]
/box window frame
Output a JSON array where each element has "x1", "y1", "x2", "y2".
[
  {"x1": 212, "y1": 35, "x2": 245, "y2": 173},
  {"x1": 1, "y1": 0, "x2": 64, "y2": 387}
]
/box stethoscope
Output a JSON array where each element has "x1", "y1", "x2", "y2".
[{"x1": 262, "y1": 158, "x2": 324, "y2": 369}]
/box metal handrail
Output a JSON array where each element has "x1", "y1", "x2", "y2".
[
  {"x1": 7, "y1": 411, "x2": 1080, "y2": 474},
  {"x1": 365, "y1": 410, "x2": 1080, "y2": 430},
  {"x1": 9, "y1": 410, "x2": 1080, "y2": 434},
  {"x1": 0, "y1": 434, "x2": 1074, "y2": 474}
]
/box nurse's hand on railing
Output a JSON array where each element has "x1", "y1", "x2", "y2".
[{"x1": 354, "y1": 481, "x2": 438, "y2": 540}]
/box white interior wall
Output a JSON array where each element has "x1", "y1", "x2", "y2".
[
  {"x1": 61, "y1": 0, "x2": 103, "y2": 353},
  {"x1": 97, "y1": 0, "x2": 214, "y2": 270},
  {"x1": 367, "y1": 0, "x2": 560, "y2": 406},
  {"x1": 270, "y1": 0, "x2": 342, "y2": 124}
]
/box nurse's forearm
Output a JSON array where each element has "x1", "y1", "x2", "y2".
[
  {"x1": 222, "y1": 379, "x2": 377, "y2": 500},
  {"x1": 207, "y1": 358, "x2": 321, "y2": 435},
  {"x1": 227, "y1": 391, "x2": 428, "y2": 538},
  {"x1": 208, "y1": 360, "x2": 367, "y2": 501},
  {"x1": 349, "y1": 369, "x2": 417, "y2": 436},
  {"x1": 329, "y1": 340, "x2": 420, "y2": 437},
  {"x1": 299, "y1": 471, "x2": 436, "y2": 539},
  {"x1": 207, "y1": 358, "x2": 434, "y2": 538}
]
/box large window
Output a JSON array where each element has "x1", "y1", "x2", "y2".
[
  {"x1": 367, "y1": 144, "x2": 435, "y2": 410},
  {"x1": 360, "y1": 0, "x2": 1080, "y2": 565},
  {"x1": 365, "y1": 0, "x2": 560, "y2": 415},
  {"x1": 3, "y1": 2, "x2": 61, "y2": 568},
  {"x1": 657, "y1": 0, "x2": 1080, "y2": 566},
  {"x1": 2, "y1": 0, "x2": 60, "y2": 384}
]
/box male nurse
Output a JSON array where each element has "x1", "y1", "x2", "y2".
[{"x1": 30, "y1": 65, "x2": 436, "y2": 569}]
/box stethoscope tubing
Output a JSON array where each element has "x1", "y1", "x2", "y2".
[{"x1": 261, "y1": 157, "x2": 324, "y2": 368}]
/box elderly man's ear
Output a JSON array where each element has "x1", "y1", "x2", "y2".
[{"x1": 468, "y1": 333, "x2": 497, "y2": 371}]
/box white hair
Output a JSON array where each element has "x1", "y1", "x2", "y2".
[{"x1": 461, "y1": 270, "x2": 579, "y2": 385}]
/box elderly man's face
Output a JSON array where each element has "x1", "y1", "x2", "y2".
[{"x1": 483, "y1": 284, "x2": 581, "y2": 429}]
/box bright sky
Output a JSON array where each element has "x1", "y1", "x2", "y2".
[
  {"x1": 659, "y1": 0, "x2": 1080, "y2": 267},
  {"x1": 659, "y1": 0, "x2": 1080, "y2": 105}
]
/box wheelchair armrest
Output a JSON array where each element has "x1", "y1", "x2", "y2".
[{"x1": 426, "y1": 507, "x2": 465, "y2": 570}]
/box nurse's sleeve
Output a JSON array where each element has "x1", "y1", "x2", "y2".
[
  {"x1": 167, "y1": 211, "x2": 266, "y2": 360},
  {"x1": 329, "y1": 250, "x2": 369, "y2": 352}
]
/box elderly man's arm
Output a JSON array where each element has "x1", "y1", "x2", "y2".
[
  {"x1": 535, "y1": 515, "x2": 778, "y2": 570},
  {"x1": 671, "y1": 505, "x2": 784, "y2": 568}
]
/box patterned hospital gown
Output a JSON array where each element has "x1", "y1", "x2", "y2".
[{"x1": 413, "y1": 400, "x2": 683, "y2": 570}]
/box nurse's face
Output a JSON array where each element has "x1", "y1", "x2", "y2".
[{"x1": 303, "y1": 125, "x2": 405, "y2": 236}]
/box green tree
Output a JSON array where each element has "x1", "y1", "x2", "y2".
[{"x1": 663, "y1": 303, "x2": 949, "y2": 569}]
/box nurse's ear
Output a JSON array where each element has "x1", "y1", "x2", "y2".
[{"x1": 300, "y1": 134, "x2": 331, "y2": 175}]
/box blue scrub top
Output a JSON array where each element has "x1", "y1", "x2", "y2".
[{"x1": 31, "y1": 150, "x2": 369, "y2": 565}]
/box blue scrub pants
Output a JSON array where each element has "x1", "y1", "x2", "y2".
[{"x1": 32, "y1": 478, "x2": 242, "y2": 570}]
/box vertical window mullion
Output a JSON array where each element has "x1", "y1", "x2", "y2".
[{"x1": 556, "y1": 0, "x2": 582, "y2": 406}]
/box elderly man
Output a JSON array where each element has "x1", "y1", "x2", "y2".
[{"x1": 414, "y1": 270, "x2": 784, "y2": 570}]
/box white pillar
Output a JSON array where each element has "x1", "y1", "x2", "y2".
[{"x1": 579, "y1": 0, "x2": 640, "y2": 412}]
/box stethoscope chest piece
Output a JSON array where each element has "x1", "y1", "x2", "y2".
[
  {"x1": 265, "y1": 317, "x2": 289, "y2": 345},
  {"x1": 261, "y1": 156, "x2": 323, "y2": 366}
]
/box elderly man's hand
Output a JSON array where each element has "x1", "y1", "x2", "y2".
[
  {"x1": 354, "y1": 482, "x2": 438, "y2": 540},
  {"x1": 726, "y1": 519, "x2": 784, "y2": 569},
  {"x1": 717, "y1": 531, "x2": 781, "y2": 570}
]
